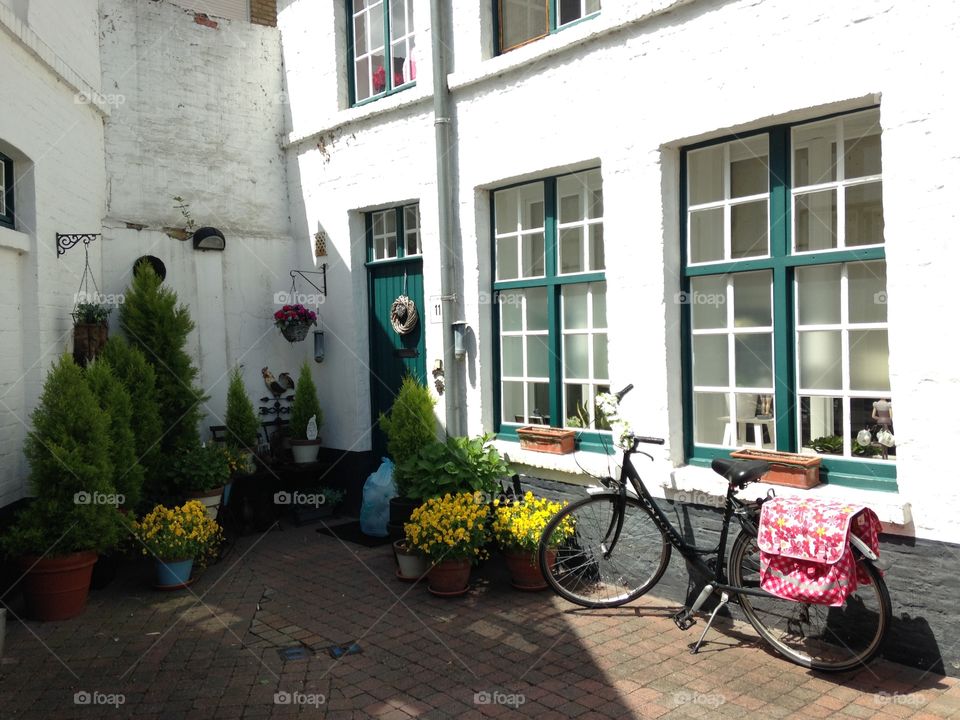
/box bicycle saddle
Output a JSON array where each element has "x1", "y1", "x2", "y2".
[{"x1": 711, "y1": 458, "x2": 771, "y2": 488}]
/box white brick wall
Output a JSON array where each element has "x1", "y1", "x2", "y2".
[{"x1": 279, "y1": 0, "x2": 960, "y2": 542}]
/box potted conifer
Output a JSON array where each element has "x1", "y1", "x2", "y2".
[
  {"x1": 0, "y1": 356, "x2": 123, "y2": 620},
  {"x1": 289, "y1": 362, "x2": 323, "y2": 463}
]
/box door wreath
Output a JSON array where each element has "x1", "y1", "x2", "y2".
[{"x1": 390, "y1": 295, "x2": 418, "y2": 335}]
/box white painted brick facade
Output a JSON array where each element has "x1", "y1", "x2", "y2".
[{"x1": 280, "y1": 0, "x2": 960, "y2": 542}]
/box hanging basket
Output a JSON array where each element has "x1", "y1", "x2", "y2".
[
  {"x1": 281, "y1": 323, "x2": 310, "y2": 343},
  {"x1": 73, "y1": 323, "x2": 109, "y2": 366}
]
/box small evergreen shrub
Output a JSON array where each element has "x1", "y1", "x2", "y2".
[
  {"x1": 289, "y1": 362, "x2": 323, "y2": 440},
  {"x1": 225, "y1": 366, "x2": 260, "y2": 451},
  {"x1": 378, "y1": 375, "x2": 436, "y2": 497}
]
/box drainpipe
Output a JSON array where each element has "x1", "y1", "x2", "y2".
[{"x1": 431, "y1": 0, "x2": 463, "y2": 436}]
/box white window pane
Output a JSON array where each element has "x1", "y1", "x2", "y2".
[
  {"x1": 355, "y1": 56, "x2": 371, "y2": 101},
  {"x1": 354, "y1": 13, "x2": 367, "y2": 54},
  {"x1": 688, "y1": 146, "x2": 723, "y2": 205},
  {"x1": 793, "y1": 121, "x2": 837, "y2": 187},
  {"x1": 795, "y1": 190, "x2": 837, "y2": 251},
  {"x1": 798, "y1": 330, "x2": 842, "y2": 390},
  {"x1": 370, "y1": 2, "x2": 384, "y2": 48},
  {"x1": 734, "y1": 334, "x2": 772, "y2": 388},
  {"x1": 690, "y1": 276, "x2": 727, "y2": 330},
  {"x1": 587, "y1": 170, "x2": 603, "y2": 218},
  {"x1": 843, "y1": 110, "x2": 882, "y2": 179},
  {"x1": 526, "y1": 287, "x2": 548, "y2": 330},
  {"x1": 562, "y1": 284, "x2": 588, "y2": 329},
  {"x1": 500, "y1": 293, "x2": 522, "y2": 331},
  {"x1": 797, "y1": 265, "x2": 841, "y2": 326},
  {"x1": 731, "y1": 201, "x2": 767, "y2": 258},
  {"x1": 852, "y1": 397, "x2": 895, "y2": 460},
  {"x1": 564, "y1": 335, "x2": 589, "y2": 379},
  {"x1": 521, "y1": 232, "x2": 545, "y2": 277},
  {"x1": 519, "y1": 184, "x2": 544, "y2": 230},
  {"x1": 502, "y1": 336, "x2": 523, "y2": 376},
  {"x1": 593, "y1": 334, "x2": 608, "y2": 379},
  {"x1": 558, "y1": 0, "x2": 582, "y2": 25},
  {"x1": 386, "y1": 233, "x2": 397, "y2": 258},
  {"x1": 800, "y1": 396, "x2": 844, "y2": 454},
  {"x1": 528, "y1": 383, "x2": 550, "y2": 422},
  {"x1": 503, "y1": 381, "x2": 524, "y2": 423},
  {"x1": 735, "y1": 393, "x2": 775, "y2": 448},
  {"x1": 565, "y1": 384, "x2": 590, "y2": 428},
  {"x1": 586, "y1": 0, "x2": 601, "y2": 12},
  {"x1": 845, "y1": 182, "x2": 884, "y2": 246},
  {"x1": 592, "y1": 283, "x2": 607, "y2": 328},
  {"x1": 694, "y1": 392, "x2": 729, "y2": 445},
  {"x1": 527, "y1": 336, "x2": 549, "y2": 377},
  {"x1": 850, "y1": 330, "x2": 890, "y2": 391},
  {"x1": 558, "y1": 175, "x2": 583, "y2": 223},
  {"x1": 848, "y1": 261, "x2": 887, "y2": 324},
  {"x1": 390, "y1": 0, "x2": 406, "y2": 36},
  {"x1": 730, "y1": 135, "x2": 769, "y2": 198},
  {"x1": 589, "y1": 225, "x2": 605, "y2": 271},
  {"x1": 733, "y1": 271, "x2": 771, "y2": 328},
  {"x1": 560, "y1": 227, "x2": 584, "y2": 273},
  {"x1": 372, "y1": 52, "x2": 386, "y2": 93},
  {"x1": 494, "y1": 188, "x2": 519, "y2": 234},
  {"x1": 497, "y1": 236, "x2": 518, "y2": 280},
  {"x1": 690, "y1": 207, "x2": 723, "y2": 263},
  {"x1": 693, "y1": 335, "x2": 728, "y2": 387}
]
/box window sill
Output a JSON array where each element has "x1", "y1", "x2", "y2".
[
  {"x1": 0, "y1": 226, "x2": 29, "y2": 252},
  {"x1": 494, "y1": 437, "x2": 617, "y2": 484},
  {"x1": 285, "y1": 84, "x2": 432, "y2": 149},
  {"x1": 667, "y1": 464, "x2": 911, "y2": 530}
]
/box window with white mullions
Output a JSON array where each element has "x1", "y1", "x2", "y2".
[
  {"x1": 497, "y1": 0, "x2": 600, "y2": 54},
  {"x1": 796, "y1": 260, "x2": 892, "y2": 460},
  {"x1": 561, "y1": 282, "x2": 609, "y2": 429},
  {"x1": 500, "y1": 287, "x2": 550, "y2": 425},
  {"x1": 494, "y1": 183, "x2": 545, "y2": 280},
  {"x1": 557, "y1": 169, "x2": 604, "y2": 274},
  {"x1": 690, "y1": 271, "x2": 776, "y2": 449},
  {"x1": 687, "y1": 134, "x2": 770, "y2": 264},
  {"x1": 350, "y1": 0, "x2": 416, "y2": 104},
  {"x1": 368, "y1": 203, "x2": 420, "y2": 262},
  {"x1": 0, "y1": 151, "x2": 12, "y2": 229},
  {"x1": 793, "y1": 109, "x2": 884, "y2": 252}
]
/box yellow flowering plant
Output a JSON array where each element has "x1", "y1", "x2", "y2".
[
  {"x1": 492, "y1": 492, "x2": 574, "y2": 553},
  {"x1": 132, "y1": 500, "x2": 223, "y2": 563},
  {"x1": 404, "y1": 492, "x2": 490, "y2": 563}
]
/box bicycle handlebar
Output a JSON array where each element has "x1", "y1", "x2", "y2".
[{"x1": 614, "y1": 384, "x2": 634, "y2": 402}]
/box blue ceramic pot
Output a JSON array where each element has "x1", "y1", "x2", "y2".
[{"x1": 155, "y1": 558, "x2": 193, "y2": 587}]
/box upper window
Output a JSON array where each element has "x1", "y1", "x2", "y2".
[
  {"x1": 367, "y1": 204, "x2": 420, "y2": 262},
  {"x1": 493, "y1": 169, "x2": 610, "y2": 448},
  {"x1": 349, "y1": 0, "x2": 416, "y2": 105},
  {"x1": 0, "y1": 152, "x2": 13, "y2": 230},
  {"x1": 497, "y1": 0, "x2": 600, "y2": 54},
  {"x1": 682, "y1": 109, "x2": 894, "y2": 489}
]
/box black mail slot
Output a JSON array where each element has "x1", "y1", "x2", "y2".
[{"x1": 395, "y1": 349, "x2": 419, "y2": 358}]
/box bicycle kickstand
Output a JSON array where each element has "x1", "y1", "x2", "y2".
[{"x1": 690, "y1": 591, "x2": 730, "y2": 655}]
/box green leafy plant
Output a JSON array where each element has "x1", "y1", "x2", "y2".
[
  {"x1": 289, "y1": 361, "x2": 323, "y2": 440},
  {"x1": 119, "y1": 261, "x2": 207, "y2": 456},
  {"x1": 85, "y1": 360, "x2": 143, "y2": 511},
  {"x1": 807, "y1": 435, "x2": 843, "y2": 455},
  {"x1": 318, "y1": 487, "x2": 345, "y2": 507},
  {"x1": 225, "y1": 366, "x2": 260, "y2": 451},
  {"x1": 402, "y1": 434, "x2": 509, "y2": 501},
  {"x1": 72, "y1": 302, "x2": 111, "y2": 326},
  {"x1": 166, "y1": 444, "x2": 231, "y2": 495},
  {"x1": 99, "y1": 337, "x2": 164, "y2": 508},
  {"x1": 1, "y1": 355, "x2": 122, "y2": 557},
  {"x1": 378, "y1": 375, "x2": 436, "y2": 497}
]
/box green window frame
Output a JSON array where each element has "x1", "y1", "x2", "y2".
[
  {"x1": 680, "y1": 107, "x2": 897, "y2": 491},
  {"x1": 366, "y1": 203, "x2": 420, "y2": 263},
  {"x1": 347, "y1": 0, "x2": 417, "y2": 106},
  {"x1": 492, "y1": 169, "x2": 612, "y2": 453},
  {"x1": 496, "y1": 0, "x2": 600, "y2": 54},
  {"x1": 0, "y1": 152, "x2": 13, "y2": 230}
]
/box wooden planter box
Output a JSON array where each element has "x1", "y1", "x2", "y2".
[
  {"x1": 517, "y1": 426, "x2": 575, "y2": 455},
  {"x1": 730, "y1": 448, "x2": 822, "y2": 489}
]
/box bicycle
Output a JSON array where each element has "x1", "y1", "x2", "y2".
[{"x1": 537, "y1": 385, "x2": 891, "y2": 672}]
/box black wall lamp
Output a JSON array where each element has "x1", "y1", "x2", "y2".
[
  {"x1": 192, "y1": 226, "x2": 225, "y2": 251},
  {"x1": 313, "y1": 328, "x2": 325, "y2": 363}
]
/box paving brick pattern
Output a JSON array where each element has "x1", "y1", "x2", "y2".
[{"x1": 1, "y1": 521, "x2": 958, "y2": 719}]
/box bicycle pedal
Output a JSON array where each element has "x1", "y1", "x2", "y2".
[{"x1": 672, "y1": 609, "x2": 697, "y2": 631}]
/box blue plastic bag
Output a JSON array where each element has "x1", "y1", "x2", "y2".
[{"x1": 360, "y1": 458, "x2": 396, "y2": 537}]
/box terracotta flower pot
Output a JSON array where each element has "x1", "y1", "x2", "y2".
[
  {"x1": 18, "y1": 551, "x2": 98, "y2": 621},
  {"x1": 427, "y1": 558, "x2": 471, "y2": 596},
  {"x1": 504, "y1": 549, "x2": 554, "y2": 591}
]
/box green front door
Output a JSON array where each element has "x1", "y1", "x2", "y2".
[{"x1": 366, "y1": 205, "x2": 426, "y2": 457}]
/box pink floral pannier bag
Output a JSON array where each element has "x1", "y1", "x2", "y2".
[{"x1": 756, "y1": 497, "x2": 881, "y2": 607}]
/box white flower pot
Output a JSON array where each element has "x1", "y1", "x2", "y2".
[{"x1": 290, "y1": 440, "x2": 321, "y2": 464}]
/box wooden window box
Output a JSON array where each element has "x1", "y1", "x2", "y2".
[{"x1": 517, "y1": 427, "x2": 576, "y2": 455}]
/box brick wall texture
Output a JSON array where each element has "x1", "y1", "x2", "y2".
[{"x1": 250, "y1": 0, "x2": 276, "y2": 26}]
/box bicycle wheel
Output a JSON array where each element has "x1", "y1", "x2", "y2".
[
  {"x1": 538, "y1": 494, "x2": 671, "y2": 609},
  {"x1": 729, "y1": 530, "x2": 891, "y2": 672}
]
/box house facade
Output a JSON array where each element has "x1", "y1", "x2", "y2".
[{"x1": 1, "y1": 0, "x2": 958, "y2": 673}]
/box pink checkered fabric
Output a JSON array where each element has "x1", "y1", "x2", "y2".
[{"x1": 756, "y1": 497, "x2": 882, "y2": 606}]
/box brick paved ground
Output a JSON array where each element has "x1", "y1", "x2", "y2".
[{"x1": 1, "y1": 519, "x2": 958, "y2": 719}]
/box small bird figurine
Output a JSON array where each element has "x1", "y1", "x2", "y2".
[
  {"x1": 261, "y1": 367, "x2": 286, "y2": 397},
  {"x1": 278, "y1": 372, "x2": 295, "y2": 392}
]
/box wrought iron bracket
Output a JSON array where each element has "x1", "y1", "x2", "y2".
[
  {"x1": 289, "y1": 267, "x2": 327, "y2": 297},
  {"x1": 57, "y1": 233, "x2": 101, "y2": 258}
]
